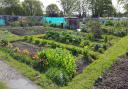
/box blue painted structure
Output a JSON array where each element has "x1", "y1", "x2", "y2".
[
  {"x1": 42, "y1": 17, "x2": 80, "y2": 29},
  {"x1": 0, "y1": 17, "x2": 5, "y2": 26},
  {"x1": 42, "y1": 17, "x2": 67, "y2": 25}
]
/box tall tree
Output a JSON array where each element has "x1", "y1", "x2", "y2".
[
  {"x1": 60, "y1": 0, "x2": 79, "y2": 16},
  {"x1": 22, "y1": 0, "x2": 43, "y2": 16},
  {"x1": 77, "y1": 0, "x2": 90, "y2": 17},
  {"x1": 46, "y1": 4, "x2": 60, "y2": 16},
  {"x1": 0, "y1": 0, "x2": 22, "y2": 15},
  {"x1": 88, "y1": 0, "x2": 115, "y2": 17},
  {"x1": 118, "y1": 0, "x2": 128, "y2": 12}
]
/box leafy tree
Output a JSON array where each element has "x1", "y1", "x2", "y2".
[
  {"x1": 22, "y1": 0, "x2": 43, "y2": 16},
  {"x1": 46, "y1": 4, "x2": 60, "y2": 17},
  {"x1": 88, "y1": 0, "x2": 115, "y2": 17},
  {"x1": 60, "y1": 0, "x2": 79, "y2": 16},
  {"x1": 0, "y1": 0, "x2": 22, "y2": 15},
  {"x1": 118, "y1": 0, "x2": 128, "y2": 13},
  {"x1": 77, "y1": 0, "x2": 90, "y2": 18}
]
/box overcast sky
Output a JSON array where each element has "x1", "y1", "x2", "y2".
[{"x1": 20, "y1": 0, "x2": 124, "y2": 12}]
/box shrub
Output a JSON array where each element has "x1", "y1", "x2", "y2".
[
  {"x1": 105, "y1": 20, "x2": 114, "y2": 26},
  {"x1": 83, "y1": 46, "x2": 94, "y2": 63},
  {"x1": 11, "y1": 21, "x2": 21, "y2": 27},
  {"x1": 98, "y1": 48, "x2": 104, "y2": 53},
  {"x1": 104, "y1": 36, "x2": 108, "y2": 43},
  {"x1": 46, "y1": 68, "x2": 69, "y2": 86},
  {"x1": 80, "y1": 40, "x2": 90, "y2": 47},
  {"x1": 86, "y1": 33, "x2": 95, "y2": 41},
  {"x1": 38, "y1": 48, "x2": 76, "y2": 75},
  {"x1": 0, "y1": 40, "x2": 8, "y2": 47},
  {"x1": 114, "y1": 30, "x2": 127, "y2": 37},
  {"x1": 92, "y1": 43, "x2": 101, "y2": 51},
  {"x1": 87, "y1": 20, "x2": 102, "y2": 39},
  {"x1": 34, "y1": 39, "x2": 40, "y2": 45},
  {"x1": 38, "y1": 48, "x2": 76, "y2": 85},
  {"x1": 81, "y1": 24, "x2": 88, "y2": 32}
]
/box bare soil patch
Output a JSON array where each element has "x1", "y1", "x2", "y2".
[
  {"x1": 12, "y1": 41, "x2": 42, "y2": 56},
  {"x1": 94, "y1": 54, "x2": 128, "y2": 89},
  {"x1": 6, "y1": 26, "x2": 46, "y2": 36}
]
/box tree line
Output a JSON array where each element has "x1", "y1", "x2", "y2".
[{"x1": 0, "y1": 0, "x2": 127, "y2": 17}]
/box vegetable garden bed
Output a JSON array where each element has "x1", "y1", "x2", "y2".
[{"x1": 0, "y1": 23, "x2": 127, "y2": 89}]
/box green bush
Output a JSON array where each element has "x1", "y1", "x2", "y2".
[
  {"x1": 38, "y1": 48, "x2": 76, "y2": 86},
  {"x1": 83, "y1": 46, "x2": 94, "y2": 63},
  {"x1": 98, "y1": 48, "x2": 104, "y2": 53},
  {"x1": 38, "y1": 48, "x2": 76, "y2": 75},
  {"x1": 34, "y1": 39, "x2": 40, "y2": 45},
  {"x1": 105, "y1": 20, "x2": 114, "y2": 26},
  {"x1": 87, "y1": 20, "x2": 102, "y2": 39},
  {"x1": 46, "y1": 68, "x2": 70, "y2": 86},
  {"x1": 80, "y1": 40, "x2": 90, "y2": 47},
  {"x1": 0, "y1": 40, "x2": 8, "y2": 47},
  {"x1": 114, "y1": 30, "x2": 127, "y2": 37},
  {"x1": 11, "y1": 21, "x2": 21, "y2": 27}
]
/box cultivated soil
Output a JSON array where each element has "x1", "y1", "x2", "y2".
[
  {"x1": 94, "y1": 53, "x2": 128, "y2": 89},
  {"x1": 12, "y1": 41, "x2": 42, "y2": 56},
  {"x1": 76, "y1": 57, "x2": 88, "y2": 74},
  {"x1": 5, "y1": 26, "x2": 46, "y2": 36}
]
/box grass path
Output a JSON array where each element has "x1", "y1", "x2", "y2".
[
  {"x1": 61, "y1": 36, "x2": 128, "y2": 89},
  {"x1": 0, "y1": 60, "x2": 41, "y2": 89}
]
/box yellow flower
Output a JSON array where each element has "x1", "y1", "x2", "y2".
[
  {"x1": 22, "y1": 49, "x2": 30, "y2": 55},
  {"x1": 14, "y1": 47, "x2": 20, "y2": 52}
]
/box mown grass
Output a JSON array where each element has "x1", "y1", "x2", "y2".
[
  {"x1": 0, "y1": 82, "x2": 9, "y2": 89},
  {"x1": 61, "y1": 36, "x2": 128, "y2": 89},
  {"x1": 0, "y1": 49, "x2": 58, "y2": 89}
]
